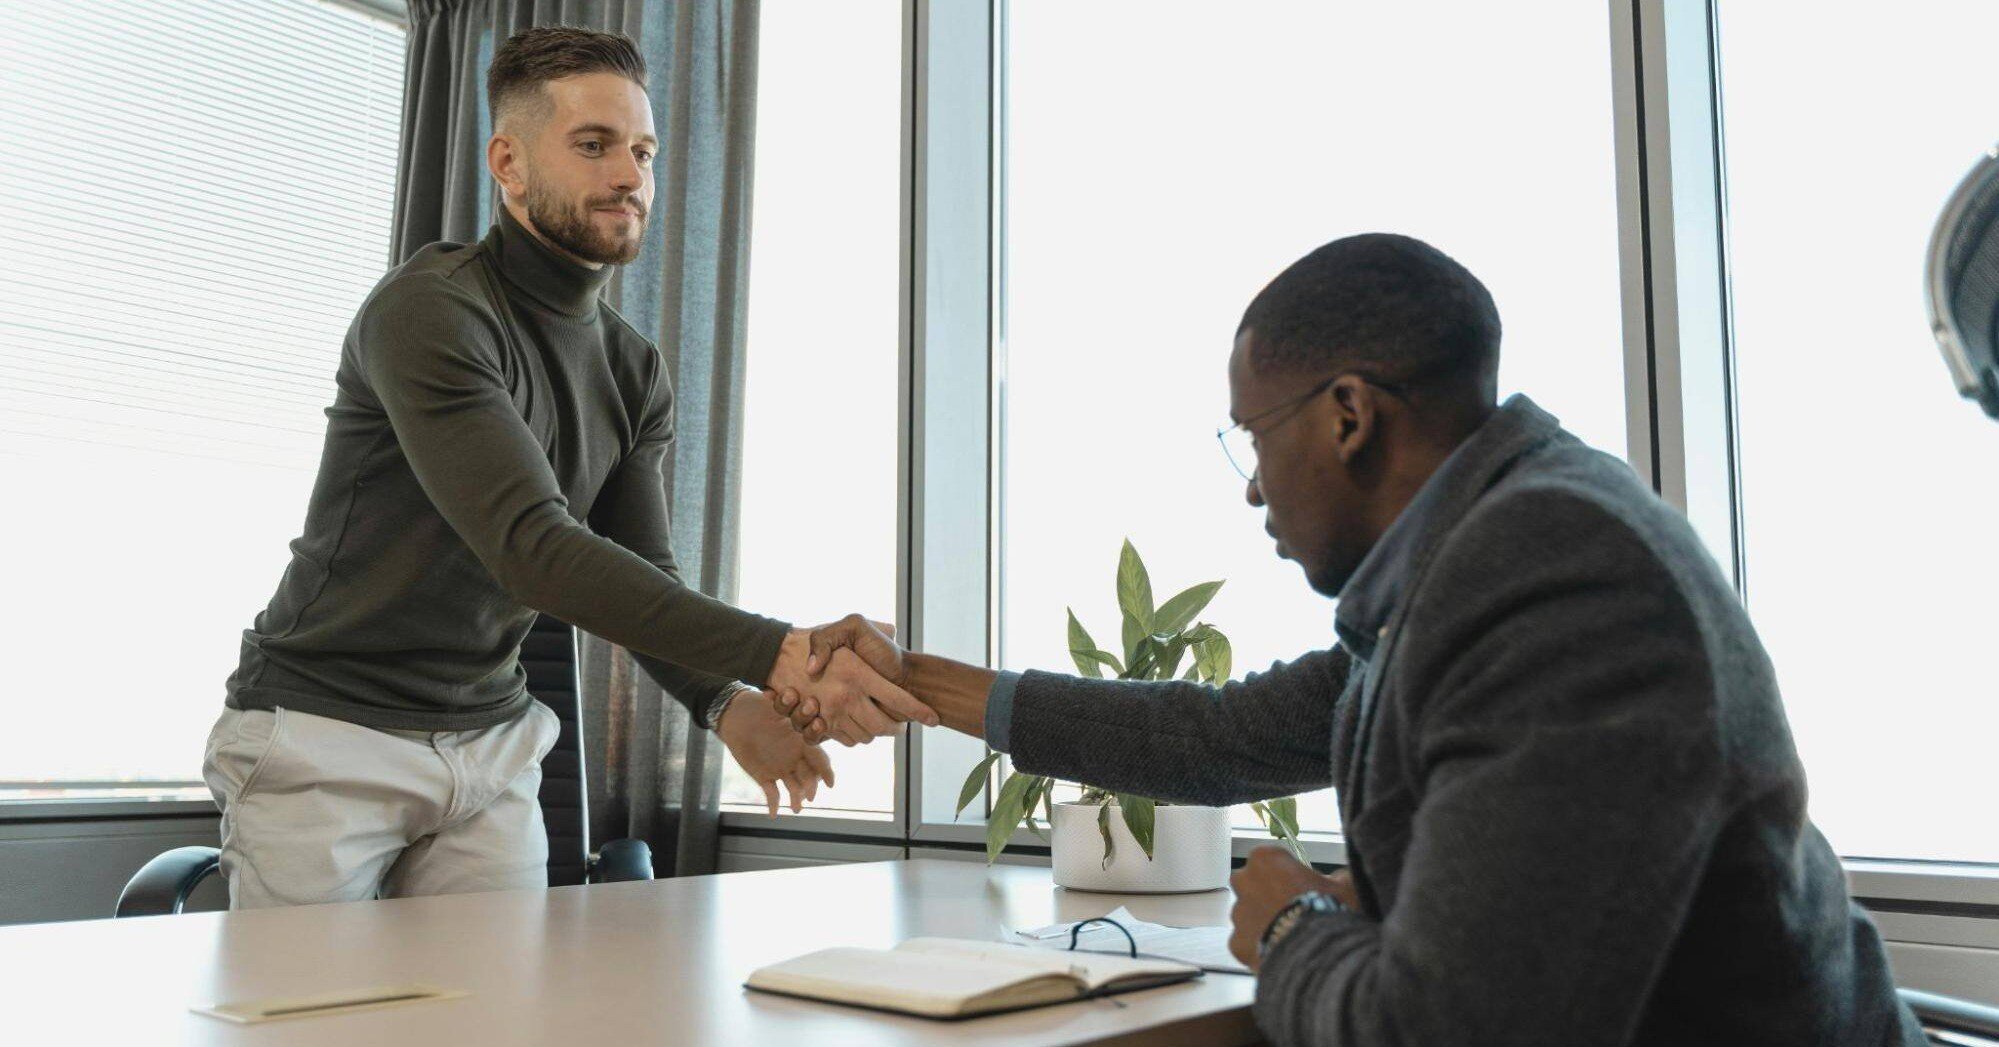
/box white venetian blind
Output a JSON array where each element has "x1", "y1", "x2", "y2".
[{"x1": 0, "y1": 0, "x2": 407, "y2": 788}]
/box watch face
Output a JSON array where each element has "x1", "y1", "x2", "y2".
[{"x1": 1261, "y1": 890, "x2": 1337, "y2": 956}]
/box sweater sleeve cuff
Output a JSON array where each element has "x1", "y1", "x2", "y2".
[
  {"x1": 985, "y1": 670, "x2": 1023, "y2": 752},
  {"x1": 743, "y1": 618, "x2": 793, "y2": 688},
  {"x1": 1251, "y1": 905, "x2": 1378, "y2": 1043}
]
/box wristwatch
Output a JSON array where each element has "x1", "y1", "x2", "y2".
[
  {"x1": 702, "y1": 681, "x2": 758, "y2": 730},
  {"x1": 1259, "y1": 889, "x2": 1348, "y2": 960}
]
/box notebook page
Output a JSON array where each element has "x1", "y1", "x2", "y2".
[
  {"x1": 747, "y1": 947, "x2": 1077, "y2": 1017},
  {"x1": 898, "y1": 938, "x2": 1196, "y2": 992}
]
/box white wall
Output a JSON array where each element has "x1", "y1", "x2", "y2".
[{"x1": 0, "y1": 813, "x2": 225, "y2": 925}]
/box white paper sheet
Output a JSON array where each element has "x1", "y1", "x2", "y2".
[{"x1": 1012, "y1": 905, "x2": 1252, "y2": 975}]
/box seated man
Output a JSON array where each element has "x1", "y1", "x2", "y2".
[{"x1": 784, "y1": 234, "x2": 1921, "y2": 1045}]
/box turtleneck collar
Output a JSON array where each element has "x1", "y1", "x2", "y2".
[{"x1": 488, "y1": 203, "x2": 615, "y2": 319}]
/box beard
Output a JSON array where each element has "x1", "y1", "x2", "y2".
[{"x1": 523, "y1": 175, "x2": 647, "y2": 266}]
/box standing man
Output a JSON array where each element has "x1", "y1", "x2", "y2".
[
  {"x1": 205, "y1": 27, "x2": 929, "y2": 910},
  {"x1": 785, "y1": 235, "x2": 1921, "y2": 1044}
]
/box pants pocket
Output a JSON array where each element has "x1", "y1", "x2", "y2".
[
  {"x1": 204, "y1": 707, "x2": 287, "y2": 811},
  {"x1": 532, "y1": 700, "x2": 562, "y2": 763}
]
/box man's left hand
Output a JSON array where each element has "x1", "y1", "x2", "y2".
[
  {"x1": 715, "y1": 689, "x2": 835, "y2": 815},
  {"x1": 1228, "y1": 846, "x2": 1355, "y2": 971}
]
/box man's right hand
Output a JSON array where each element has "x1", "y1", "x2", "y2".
[
  {"x1": 766, "y1": 624, "x2": 932, "y2": 746},
  {"x1": 777, "y1": 616, "x2": 997, "y2": 741},
  {"x1": 768, "y1": 615, "x2": 915, "y2": 744}
]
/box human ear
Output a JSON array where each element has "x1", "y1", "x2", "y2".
[
  {"x1": 487, "y1": 134, "x2": 525, "y2": 201},
  {"x1": 1326, "y1": 375, "x2": 1379, "y2": 465}
]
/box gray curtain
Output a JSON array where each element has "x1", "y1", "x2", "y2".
[
  {"x1": 389, "y1": 0, "x2": 762, "y2": 877},
  {"x1": 391, "y1": 0, "x2": 645, "y2": 263}
]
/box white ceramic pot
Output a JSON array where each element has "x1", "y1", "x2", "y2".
[{"x1": 1048, "y1": 801, "x2": 1231, "y2": 893}]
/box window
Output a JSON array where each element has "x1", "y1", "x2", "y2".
[
  {"x1": 0, "y1": 0, "x2": 405, "y2": 794},
  {"x1": 1718, "y1": 2, "x2": 1999, "y2": 862},
  {"x1": 1000, "y1": 1, "x2": 1623, "y2": 838},
  {"x1": 719, "y1": 0, "x2": 905, "y2": 818}
]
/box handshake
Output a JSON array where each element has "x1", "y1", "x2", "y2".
[{"x1": 764, "y1": 615, "x2": 923, "y2": 746}]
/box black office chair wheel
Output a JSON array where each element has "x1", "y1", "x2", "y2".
[{"x1": 115, "y1": 846, "x2": 221, "y2": 917}]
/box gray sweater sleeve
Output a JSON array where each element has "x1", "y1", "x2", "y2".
[
  {"x1": 356, "y1": 276, "x2": 791, "y2": 687},
  {"x1": 584, "y1": 370, "x2": 745, "y2": 725},
  {"x1": 1253, "y1": 489, "x2": 1725, "y2": 1047},
  {"x1": 1004, "y1": 647, "x2": 1351, "y2": 806}
]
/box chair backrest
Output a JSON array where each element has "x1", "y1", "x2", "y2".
[{"x1": 520, "y1": 614, "x2": 590, "y2": 888}]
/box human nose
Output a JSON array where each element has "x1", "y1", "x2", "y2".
[
  {"x1": 1246, "y1": 474, "x2": 1264, "y2": 508},
  {"x1": 608, "y1": 152, "x2": 642, "y2": 195}
]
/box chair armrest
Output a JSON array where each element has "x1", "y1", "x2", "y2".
[
  {"x1": 116, "y1": 846, "x2": 221, "y2": 918},
  {"x1": 590, "y1": 838, "x2": 654, "y2": 883},
  {"x1": 1902, "y1": 987, "x2": 1999, "y2": 1042}
]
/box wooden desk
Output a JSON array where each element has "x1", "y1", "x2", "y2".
[{"x1": 2, "y1": 858, "x2": 1260, "y2": 1045}]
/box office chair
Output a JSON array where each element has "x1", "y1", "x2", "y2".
[
  {"x1": 1903, "y1": 988, "x2": 1999, "y2": 1046},
  {"x1": 114, "y1": 615, "x2": 651, "y2": 917}
]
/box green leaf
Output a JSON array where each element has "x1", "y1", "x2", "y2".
[
  {"x1": 1096, "y1": 799, "x2": 1117, "y2": 869},
  {"x1": 1070, "y1": 648, "x2": 1123, "y2": 679},
  {"x1": 1068, "y1": 609, "x2": 1126, "y2": 678},
  {"x1": 1116, "y1": 540, "x2": 1154, "y2": 636},
  {"x1": 1151, "y1": 580, "x2": 1224, "y2": 637},
  {"x1": 1154, "y1": 637, "x2": 1190, "y2": 681},
  {"x1": 985, "y1": 772, "x2": 1039, "y2": 864},
  {"x1": 1118, "y1": 795, "x2": 1157, "y2": 859},
  {"x1": 1266, "y1": 796, "x2": 1300, "y2": 839},
  {"x1": 1022, "y1": 775, "x2": 1047, "y2": 816},
  {"x1": 1066, "y1": 607, "x2": 1097, "y2": 654},
  {"x1": 1181, "y1": 662, "x2": 1201, "y2": 681},
  {"x1": 1043, "y1": 780, "x2": 1056, "y2": 823},
  {"x1": 1192, "y1": 641, "x2": 1216, "y2": 684},
  {"x1": 1183, "y1": 624, "x2": 1222, "y2": 644},
  {"x1": 955, "y1": 751, "x2": 1002, "y2": 819},
  {"x1": 1265, "y1": 796, "x2": 1306, "y2": 862},
  {"x1": 1202, "y1": 632, "x2": 1233, "y2": 683},
  {"x1": 1125, "y1": 635, "x2": 1157, "y2": 680},
  {"x1": 1120, "y1": 611, "x2": 1145, "y2": 669},
  {"x1": 1021, "y1": 777, "x2": 1050, "y2": 842},
  {"x1": 1180, "y1": 624, "x2": 1231, "y2": 684}
]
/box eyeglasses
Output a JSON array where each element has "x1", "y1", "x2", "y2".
[{"x1": 1216, "y1": 373, "x2": 1407, "y2": 482}]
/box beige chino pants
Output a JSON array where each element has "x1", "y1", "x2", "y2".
[{"x1": 200, "y1": 702, "x2": 561, "y2": 909}]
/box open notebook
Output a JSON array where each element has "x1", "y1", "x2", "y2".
[{"x1": 744, "y1": 937, "x2": 1201, "y2": 1019}]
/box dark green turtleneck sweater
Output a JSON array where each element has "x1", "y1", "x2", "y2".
[{"x1": 224, "y1": 206, "x2": 790, "y2": 731}]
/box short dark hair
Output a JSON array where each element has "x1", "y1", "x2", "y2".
[
  {"x1": 487, "y1": 26, "x2": 647, "y2": 133},
  {"x1": 1238, "y1": 233, "x2": 1501, "y2": 397}
]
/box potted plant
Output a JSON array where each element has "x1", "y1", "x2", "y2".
[{"x1": 957, "y1": 540, "x2": 1305, "y2": 892}]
